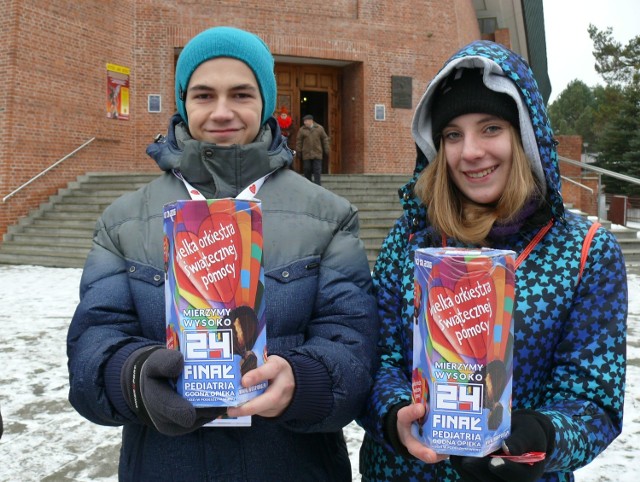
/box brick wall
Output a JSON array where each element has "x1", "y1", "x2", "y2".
[
  {"x1": 0, "y1": 0, "x2": 481, "y2": 238},
  {"x1": 556, "y1": 134, "x2": 599, "y2": 216},
  {"x1": 0, "y1": 0, "x2": 138, "y2": 238},
  {"x1": 134, "y1": 0, "x2": 480, "y2": 175}
]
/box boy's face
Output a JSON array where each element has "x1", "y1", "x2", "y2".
[{"x1": 185, "y1": 57, "x2": 263, "y2": 146}]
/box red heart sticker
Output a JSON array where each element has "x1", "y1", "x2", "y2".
[
  {"x1": 249, "y1": 184, "x2": 257, "y2": 195},
  {"x1": 174, "y1": 211, "x2": 241, "y2": 303}
]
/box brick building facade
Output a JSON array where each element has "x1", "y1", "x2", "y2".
[
  {"x1": 0, "y1": 0, "x2": 484, "y2": 239},
  {"x1": 556, "y1": 135, "x2": 600, "y2": 216}
]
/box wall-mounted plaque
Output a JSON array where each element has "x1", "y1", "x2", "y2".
[{"x1": 391, "y1": 76, "x2": 412, "y2": 109}]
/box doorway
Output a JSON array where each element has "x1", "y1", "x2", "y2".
[
  {"x1": 274, "y1": 64, "x2": 341, "y2": 173},
  {"x1": 300, "y1": 90, "x2": 329, "y2": 174}
]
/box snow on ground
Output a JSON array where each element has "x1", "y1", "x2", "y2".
[{"x1": 0, "y1": 264, "x2": 638, "y2": 481}]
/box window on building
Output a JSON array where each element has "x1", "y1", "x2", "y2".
[{"x1": 478, "y1": 17, "x2": 498, "y2": 35}]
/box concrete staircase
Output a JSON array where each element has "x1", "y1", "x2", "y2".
[
  {"x1": 1, "y1": 172, "x2": 639, "y2": 269},
  {"x1": 321, "y1": 174, "x2": 407, "y2": 267},
  {"x1": 597, "y1": 220, "x2": 640, "y2": 263},
  {"x1": 0, "y1": 173, "x2": 158, "y2": 268},
  {"x1": 565, "y1": 207, "x2": 640, "y2": 264},
  {"x1": 0, "y1": 173, "x2": 407, "y2": 269}
]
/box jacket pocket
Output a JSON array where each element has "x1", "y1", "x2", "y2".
[
  {"x1": 266, "y1": 255, "x2": 320, "y2": 283},
  {"x1": 125, "y1": 260, "x2": 164, "y2": 286},
  {"x1": 125, "y1": 260, "x2": 165, "y2": 341},
  {"x1": 264, "y1": 256, "x2": 320, "y2": 340}
]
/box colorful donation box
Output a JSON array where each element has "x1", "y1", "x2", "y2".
[
  {"x1": 163, "y1": 199, "x2": 267, "y2": 408},
  {"x1": 412, "y1": 248, "x2": 516, "y2": 456}
]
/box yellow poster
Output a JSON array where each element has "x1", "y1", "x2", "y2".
[{"x1": 106, "y1": 63, "x2": 130, "y2": 120}]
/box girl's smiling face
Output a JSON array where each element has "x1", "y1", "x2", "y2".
[{"x1": 442, "y1": 113, "x2": 513, "y2": 205}]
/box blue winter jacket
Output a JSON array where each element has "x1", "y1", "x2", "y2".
[
  {"x1": 358, "y1": 41, "x2": 627, "y2": 482},
  {"x1": 67, "y1": 117, "x2": 378, "y2": 481}
]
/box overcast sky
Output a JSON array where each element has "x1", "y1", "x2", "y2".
[{"x1": 542, "y1": 0, "x2": 639, "y2": 103}]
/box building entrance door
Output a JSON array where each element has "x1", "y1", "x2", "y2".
[
  {"x1": 274, "y1": 64, "x2": 341, "y2": 174},
  {"x1": 300, "y1": 90, "x2": 329, "y2": 174}
]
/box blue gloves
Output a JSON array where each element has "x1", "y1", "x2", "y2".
[
  {"x1": 450, "y1": 410, "x2": 555, "y2": 482},
  {"x1": 122, "y1": 346, "x2": 225, "y2": 436}
]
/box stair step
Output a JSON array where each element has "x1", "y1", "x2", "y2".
[
  {"x1": 356, "y1": 206, "x2": 402, "y2": 213},
  {"x1": 622, "y1": 252, "x2": 640, "y2": 263},
  {"x1": 66, "y1": 189, "x2": 141, "y2": 198},
  {"x1": 27, "y1": 218, "x2": 97, "y2": 229},
  {"x1": 615, "y1": 237, "x2": 640, "y2": 247},
  {"x1": 3, "y1": 173, "x2": 640, "y2": 270},
  {"x1": 49, "y1": 204, "x2": 109, "y2": 213},
  {"x1": 8, "y1": 233, "x2": 92, "y2": 247},
  {"x1": 340, "y1": 194, "x2": 399, "y2": 203},
  {"x1": 19, "y1": 224, "x2": 92, "y2": 235},
  {"x1": 0, "y1": 252, "x2": 86, "y2": 269},
  {"x1": 83, "y1": 172, "x2": 159, "y2": 182},
  {"x1": 0, "y1": 244, "x2": 88, "y2": 259},
  {"x1": 358, "y1": 226, "x2": 395, "y2": 237},
  {"x1": 1, "y1": 240, "x2": 91, "y2": 253},
  {"x1": 69, "y1": 182, "x2": 150, "y2": 192},
  {"x1": 39, "y1": 211, "x2": 100, "y2": 222},
  {"x1": 610, "y1": 226, "x2": 639, "y2": 241}
]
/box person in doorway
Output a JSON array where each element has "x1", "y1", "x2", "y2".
[
  {"x1": 358, "y1": 40, "x2": 627, "y2": 482},
  {"x1": 296, "y1": 114, "x2": 330, "y2": 185},
  {"x1": 67, "y1": 26, "x2": 378, "y2": 482},
  {"x1": 276, "y1": 105, "x2": 292, "y2": 138}
]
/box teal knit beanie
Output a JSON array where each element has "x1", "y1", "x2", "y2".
[{"x1": 175, "y1": 26, "x2": 276, "y2": 126}]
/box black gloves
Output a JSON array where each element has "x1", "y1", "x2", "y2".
[
  {"x1": 450, "y1": 409, "x2": 555, "y2": 482},
  {"x1": 122, "y1": 346, "x2": 225, "y2": 436}
]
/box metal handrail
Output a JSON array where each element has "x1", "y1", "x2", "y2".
[
  {"x1": 558, "y1": 155, "x2": 640, "y2": 221},
  {"x1": 2, "y1": 137, "x2": 96, "y2": 202},
  {"x1": 561, "y1": 175, "x2": 594, "y2": 195},
  {"x1": 561, "y1": 173, "x2": 598, "y2": 218},
  {"x1": 558, "y1": 155, "x2": 640, "y2": 186}
]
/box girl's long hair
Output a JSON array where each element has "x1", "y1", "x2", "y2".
[{"x1": 414, "y1": 126, "x2": 541, "y2": 245}]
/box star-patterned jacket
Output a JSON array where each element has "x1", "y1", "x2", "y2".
[{"x1": 358, "y1": 40, "x2": 627, "y2": 482}]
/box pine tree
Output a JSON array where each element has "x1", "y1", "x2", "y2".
[
  {"x1": 548, "y1": 26, "x2": 640, "y2": 198},
  {"x1": 548, "y1": 80, "x2": 596, "y2": 145},
  {"x1": 595, "y1": 85, "x2": 640, "y2": 196},
  {"x1": 588, "y1": 24, "x2": 640, "y2": 86}
]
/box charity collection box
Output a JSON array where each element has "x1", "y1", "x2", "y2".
[
  {"x1": 163, "y1": 198, "x2": 267, "y2": 409},
  {"x1": 412, "y1": 247, "x2": 516, "y2": 457}
]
